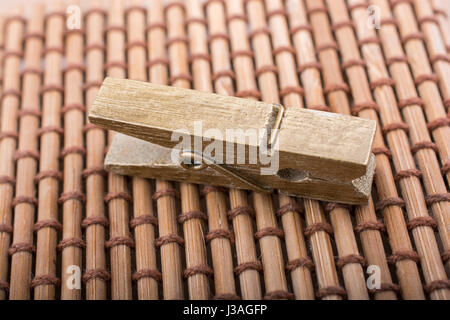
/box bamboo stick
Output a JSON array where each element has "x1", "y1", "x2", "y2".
[
  {"x1": 166, "y1": 0, "x2": 211, "y2": 300},
  {"x1": 246, "y1": 0, "x2": 315, "y2": 300},
  {"x1": 9, "y1": 4, "x2": 44, "y2": 300},
  {"x1": 126, "y1": 0, "x2": 159, "y2": 300},
  {"x1": 371, "y1": 0, "x2": 450, "y2": 284},
  {"x1": 388, "y1": 0, "x2": 450, "y2": 185},
  {"x1": 186, "y1": 0, "x2": 238, "y2": 300},
  {"x1": 226, "y1": 0, "x2": 293, "y2": 300},
  {"x1": 276, "y1": 0, "x2": 371, "y2": 299},
  {"x1": 205, "y1": 0, "x2": 262, "y2": 300},
  {"x1": 0, "y1": 6, "x2": 25, "y2": 301},
  {"x1": 33, "y1": 1, "x2": 65, "y2": 300},
  {"x1": 105, "y1": 0, "x2": 133, "y2": 300},
  {"x1": 0, "y1": 14, "x2": 4, "y2": 110},
  {"x1": 432, "y1": 0, "x2": 450, "y2": 54},
  {"x1": 59, "y1": 0, "x2": 85, "y2": 300},
  {"x1": 147, "y1": 0, "x2": 184, "y2": 300},
  {"x1": 347, "y1": 0, "x2": 449, "y2": 300},
  {"x1": 83, "y1": 0, "x2": 109, "y2": 300}
]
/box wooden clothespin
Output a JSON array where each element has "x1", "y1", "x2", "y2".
[{"x1": 89, "y1": 77, "x2": 376, "y2": 204}]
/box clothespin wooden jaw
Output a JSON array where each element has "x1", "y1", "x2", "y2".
[{"x1": 89, "y1": 77, "x2": 377, "y2": 204}]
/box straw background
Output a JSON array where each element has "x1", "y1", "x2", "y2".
[{"x1": 0, "y1": 0, "x2": 449, "y2": 300}]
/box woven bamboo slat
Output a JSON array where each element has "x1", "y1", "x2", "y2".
[{"x1": 0, "y1": 0, "x2": 448, "y2": 300}]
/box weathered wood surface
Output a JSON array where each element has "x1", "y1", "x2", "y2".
[{"x1": 89, "y1": 78, "x2": 376, "y2": 204}]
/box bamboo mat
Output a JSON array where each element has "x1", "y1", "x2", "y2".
[{"x1": 0, "y1": 0, "x2": 449, "y2": 300}]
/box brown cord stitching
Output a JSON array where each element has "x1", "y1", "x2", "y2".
[
  {"x1": 104, "y1": 61, "x2": 127, "y2": 70},
  {"x1": 255, "y1": 65, "x2": 278, "y2": 77},
  {"x1": 82, "y1": 81, "x2": 103, "y2": 91},
  {"x1": 105, "y1": 236, "x2": 135, "y2": 248},
  {"x1": 424, "y1": 280, "x2": 450, "y2": 294},
  {"x1": 82, "y1": 269, "x2": 111, "y2": 283},
  {"x1": 0, "y1": 175, "x2": 16, "y2": 185},
  {"x1": 316, "y1": 42, "x2": 339, "y2": 52},
  {"x1": 184, "y1": 265, "x2": 213, "y2": 278},
  {"x1": 34, "y1": 219, "x2": 62, "y2": 232},
  {"x1": 126, "y1": 41, "x2": 147, "y2": 50},
  {"x1": 189, "y1": 53, "x2": 211, "y2": 63},
  {"x1": 155, "y1": 234, "x2": 184, "y2": 247},
  {"x1": 415, "y1": 74, "x2": 439, "y2": 86},
  {"x1": 82, "y1": 166, "x2": 107, "y2": 178},
  {"x1": 426, "y1": 193, "x2": 450, "y2": 205},
  {"x1": 249, "y1": 27, "x2": 271, "y2": 38},
  {"x1": 44, "y1": 46, "x2": 64, "y2": 55},
  {"x1": 375, "y1": 197, "x2": 405, "y2": 211},
  {"x1": 83, "y1": 123, "x2": 102, "y2": 133},
  {"x1": 263, "y1": 291, "x2": 295, "y2": 300},
  {"x1": 61, "y1": 103, "x2": 86, "y2": 114},
  {"x1": 129, "y1": 215, "x2": 158, "y2": 229},
  {"x1": 348, "y1": 3, "x2": 368, "y2": 11},
  {"x1": 430, "y1": 54, "x2": 450, "y2": 64},
  {"x1": 206, "y1": 229, "x2": 234, "y2": 243},
  {"x1": 2, "y1": 51, "x2": 23, "y2": 62},
  {"x1": 82, "y1": 216, "x2": 109, "y2": 228},
  {"x1": 1, "y1": 89, "x2": 21, "y2": 101},
  {"x1": 273, "y1": 46, "x2": 296, "y2": 55},
  {"x1": 331, "y1": 21, "x2": 355, "y2": 31},
  {"x1": 398, "y1": 97, "x2": 424, "y2": 109},
  {"x1": 235, "y1": 89, "x2": 261, "y2": 99},
  {"x1": 178, "y1": 210, "x2": 207, "y2": 223},
  {"x1": 309, "y1": 105, "x2": 331, "y2": 112},
  {"x1": 427, "y1": 117, "x2": 449, "y2": 131},
  {"x1": 58, "y1": 191, "x2": 85, "y2": 204},
  {"x1": 228, "y1": 206, "x2": 255, "y2": 219},
  {"x1": 386, "y1": 55, "x2": 408, "y2": 66},
  {"x1": 234, "y1": 261, "x2": 262, "y2": 275},
  {"x1": 60, "y1": 146, "x2": 86, "y2": 158},
  {"x1": 298, "y1": 62, "x2": 322, "y2": 73},
  {"x1": 285, "y1": 257, "x2": 314, "y2": 272},
  {"x1": 226, "y1": 14, "x2": 247, "y2": 23},
  {"x1": 324, "y1": 83, "x2": 350, "y2": 94},
  {"x1": 254, "y1": 227, "x2": 284, "y2": 240},
  {"x1": 441, "y1": 250, "x2": 450, "y2": 263},
  {"x1": 266, "y1": 9, "x2": 287, "y2": 19},
  {"x1": 63, "y1": 64, "x2": 85, "y2": 73},
  {"x1": 37, "y1": 126, "x2": 64, "y2": 136},
  {"x1": 444, "y1": 98, "x2": 450, "y2": 109},
  {"x1": 370, "y1": 78, "x2": 395, "y2": 90},
  {"x1": 290, "y1": 24, "x2": 313, "y2": 35},
  {"x1": 316, "y1": 286, "x2": 347, "y2": 299},
  {"x1": 390, "y1": 0, "x2": 414, "y2": 9},
  {"x1": 208, "y1": 33, "x2": 230, "y2": 43},
  {"x1": 401, "y1": 33, "x2": 425, "y2": 45},
  {"x1": 407, "y1": 216, "x2": 437, "y2": 230},
  {"x1": 170, "y1": 73, "x2": 193, "y2": 84},
  {"x1": 279, "y1": 86, "x2": 304, "y2": 97},
  {"x1": 358, "y1": 37, "x2": 381, "y2": 47},
  {"x1": 388, "y1": 250, "x2": 420, "y2": 264},
  {"x1": 57, "y1": 237, "x2": 86, "y2": 251},
  {"x1": 8, "y1": 243, "x2": 36, "y2": 255},
  {"x1": 433, "y1": 8, "x2": 448, "y2": 17},
  {"x1": 166, "y1": 36, "x2": 189, "y2": 46},
  {"x1": 4, "y1": 15, "x2": 26, "y2": 26},
  {"x1": 105, "y1": 25, "x2": 126, "y2": 33},
  {"x1": 342, "y1": 59, "x2": 366, "y2": 70},
  {"x1": 34, "y1": 170, "x2": 63, "y2": 183},
  {"x1": 0, "y1": 280, "x2": 9, "y2": 293},
  {"x1": 382, "y1": 122, "x2": 409, "y2": 134},
  {"x1": 0, "y1": 224, "x2": 13, "y2": 234},
  {"x1": 214, "y1": 293, "x2": 241, "y2": 300},
  {"x1": 355, "y1": 221, "x2": 386, "y2": 233},
  {"x1": 212, "y1": 70, "x2": 235, "y2": 81},
  {"x1": 31, "y1": 275, "x2": 60, "y2": 288},
  {"x1": 411, "y1": 141, "x2": 439, "y2": 154},
  {"x1": 84, "y1": 8, "x2": 107, "y2": 17},
  {"x1": 380, "y1": 17, "x2": 398, "y2": 27},
  {"x1": 201, "y1": 185, "x2": 227, "y2": 196},
  {"x1": 336, "y1": 254, "x2": 366, "y2": 269},
  {"x1": 105, "y1": 192, "x2": 132, "y2": 203},
  {"x1": 372, "y1": 147, "x2": 392, "y2": 158},
  {"x1": 12, "y1": 196, "x2": 38, "y2": 207},
  {"x1": 230, "y1": 49, "x2": 254, "y2": 58},
  {"x1": 276, "y1": 203, "x2": 304, "y2": 217},
  {"x1": 153, "y1": 189, "x2": 180, "y2": 200},
  {"x1": 394, "y1": 169, "x2": 422, "y2": 181},
  {"x1": 132, "y1": 269, "x2": 162, "y2": 282},
  {"x1": 83, "y1": 43, "x2": 105, "y2": 53},
  {"x1": 441, "y1": 161, "x2": 450, "y2": 175},
  {"x1": 204, "y1": 0, "x2": 225, "y2": 8},
  {"x1": 324, "y1": 202, "x2": 351, "y2": 213},
  {"x1": 185, "y1": 17, "x2": 207, "y2": 26},
  {"x1": 304, "y1": 223, "x2": 333, "y2": 238},
  {"x1": 64, "y1": 29, "x2": 85, "y2": 37},
  {"x1": 146, "y1": 22, "x2": 167, "y2": 32},
  {"x1": 352, "y1": 101, "x2": 380, "y2": 115},
  {"x1": 124, "y1": 5, "x2": 147, "y2": 15},
  {"x1": 369, "y1": 282, "x2": 401, "y2": 294},
  {"x1": 14, "y1": 150, "x2": 39, "y2": 161},
  {"x1": 21, "y1": 67, "x2": 42, "y2": 76},
  {"x1": 307, "y1": 6, "x2": 328, "y2": 15},
  {"x1": 147, "y1": 58, "x2": 169, "y2": 68},
  {"x1": 417, "y1": 16, "x2": 439, "y2": 26}
]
